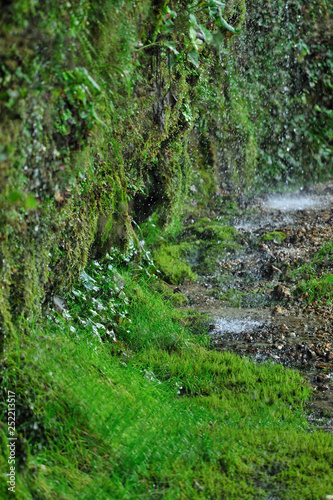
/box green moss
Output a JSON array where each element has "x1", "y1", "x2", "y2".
[
  {"x1": 153, "y1": 244, "x2": 197, "y2": 285},
  {"x1": 153, "y1": 280, "x2": 189, "y2": 306},
  {"x1": 184, "y1": 219, "x2": 239, "y2": 274},
  {"x1": 262, "y1": 231, "x2": 287, "y2": 243}
]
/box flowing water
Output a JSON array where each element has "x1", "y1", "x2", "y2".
[{"x1": 181, "y1": 182, "x2": 333, "y2": 432}]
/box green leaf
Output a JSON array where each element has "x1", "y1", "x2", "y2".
[
  {"x1": 188, "y1": 50, "x2": 199, "y2": 68},
  {"x1": 199, "y1": 25, "x2": 213, "y2": 44},
  {"x1": 164, "y1": 42, "x2": 179, "y2": 55},
  {"x1": 211, "y1": 0, "x2": 225, "y2": 7},
  {"x1": 189, "y1": 27, "x2": 197, "y2": 42},
  {"x1": 189, "y1": 13, "x2": 197, "y2": 26},
  {"x1": 218, "y1": 14, "x2": 241, "y2": 34}
]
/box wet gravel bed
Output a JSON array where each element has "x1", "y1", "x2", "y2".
[{"x1": 179, "y1": 182, "x2": 333, "y2": 432}]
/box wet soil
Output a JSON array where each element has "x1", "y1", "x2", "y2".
[{"x1": 180, "y1": 181, "x2": 333, "y2": 432}]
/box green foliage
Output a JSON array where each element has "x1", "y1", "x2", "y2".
[
  {"x1": 1, "y1": 0, "x2": 243, "y2": 335},
  {"x1": 229, "y1": 0, "x2": 333, "y2": 187},
  {"x1": 295, "y1": 239, "x2": 333, "y2": 304},
  {"x1": 1, "y1": 261, "x2": 333, "y2": 498}
]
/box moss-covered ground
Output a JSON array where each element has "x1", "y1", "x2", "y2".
[{"x1": 1, "y1": 258, "x2": 333, "y2": 499}]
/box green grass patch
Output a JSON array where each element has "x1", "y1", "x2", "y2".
[
  {"x1": 1, "y1": 261, "x2": 333, "y2": 499},
  {"x1": 297, "y1": 273, "x2": 333, "y2": 304},
  {"x1": 294, "y1": 240, "x2": 333, "y2": 303}
]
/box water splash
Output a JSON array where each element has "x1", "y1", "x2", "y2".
[{"x1": 263, "y1": 194, "x2": 323, "y2": 211}]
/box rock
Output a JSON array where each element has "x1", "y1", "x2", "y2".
[
  {"x1": 261, "y1": 262, "x2": 281, "y2": 277},
  {"x1": 317, "y1": 384, "x2": 329, "y2": 391},
  {"x1": 272, "y1": 285, "x2": 291, "y2": 301},
  {"x1": 316, "y1": 373, "x2": 330, "y2": 383},
  {"x1": 53, "y1": 295, "x2": 66, "y2": 314},
  {"x1": 259, "y1": 243, "x2": 275, "y2": 258}
]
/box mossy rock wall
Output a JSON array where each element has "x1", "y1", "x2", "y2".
[
  {"x1": 0, "y1": 1, "x2": 247, "y2": 339},
  {"x1": 1, "y1": 0, "x2": 332, "y2": 341}
]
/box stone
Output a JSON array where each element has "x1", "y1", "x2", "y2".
[
  {"x1": 272, "y1": 284, "x2": 291, "y2": 301},
  {"x1": 316, "y1": 373, "x2": 330, "y2": 383},
  {"x1": 53, "y1": 295, "x2": 66, "y2": 314}
]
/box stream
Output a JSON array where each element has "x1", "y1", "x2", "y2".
[{"x1": 181, "y1": 181, "x2": 333, "y2": 432}]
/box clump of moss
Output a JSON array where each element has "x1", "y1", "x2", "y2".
[
  {"x1": 153, "y1": 244, "x2": 197, "y2": 285},
  {"x1": 184, "y1": 218, "x2": 239, "y2": 274},
  {"x1": 153, "y1": 281, "x2": 189, "y2": 306},
  {"x1": 262, "y1": 231, "x2": 287, "y2": 243}
]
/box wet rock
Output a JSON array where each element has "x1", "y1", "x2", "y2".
[
  {"x1": 259, "y1": 243, "x2": 275, "y2": 258},
  {"x1": 317, "y1": 384, "x2": 330, "y2": 392},
  {"x1": 53, "y1": 295, "x2": 66, "y2": 314},
  {"x1": 272, "y1": 285, "x2": 291, "y2": 301},
  {"x1": 316, "y1": 373, "x2": 330, "y2": 383},
  {"x1": 261, "y1": 262, "x2": 281, "y2": 277},
  {"x1": 272, "y1": 305, "x2": 284, "y2": 316}
]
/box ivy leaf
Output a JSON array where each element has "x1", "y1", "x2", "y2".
[{"x1": 188, "y1": 50, "x2": 199, "y2": 68}]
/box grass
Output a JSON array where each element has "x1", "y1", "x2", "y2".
[
  {"x1": 1, "y1": 260, "x2": 333, "y2": 499},
  {"x1": 294, "y1": 239, "x2": 333, "y2": 304}
]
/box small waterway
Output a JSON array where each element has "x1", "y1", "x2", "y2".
[{"x1": 181, "y1": 182, "x2": 333, "y2": 432}]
